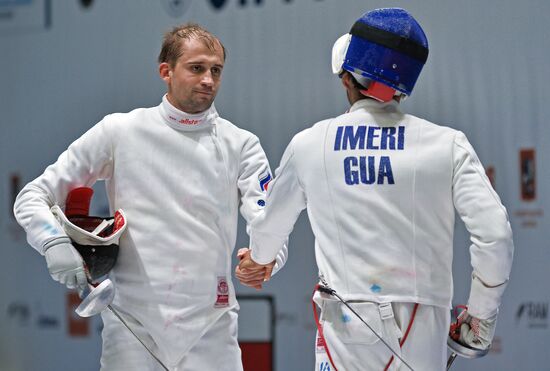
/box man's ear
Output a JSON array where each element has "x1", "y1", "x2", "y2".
[
  {"x1": 341, "y1": 72, "x2": 353, "y2": 90},
  {"x1": 159, "y1": 62, "x2": 172, "y2": 83}
]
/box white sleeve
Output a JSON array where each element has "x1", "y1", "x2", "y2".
[
  {"x1": 250, "y1": 138, "x2": 306, "y2": 265},
  {"x1": 238, "y1": 134, "x2": 288, "y2": 274},
  {"x1": 13, "y1": 118, "x2": 114, "y2": 255},
  {"x1": 452, "y1": 131, "x2": 514, "y2": 319}
]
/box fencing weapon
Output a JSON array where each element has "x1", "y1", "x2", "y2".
[
  {"x1": 446, "y1": 336, "x2": 489, "y2": 370},
  {"x1": 76, "y1": 279, "x2": 170, "y2": 371},
  {"x1": 446, "y1": 306, "x2": 490, "y2": 370}
]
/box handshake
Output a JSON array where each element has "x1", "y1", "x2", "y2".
[{"x1": 234, "y1": 248, "x2": 275, "y2": 290}]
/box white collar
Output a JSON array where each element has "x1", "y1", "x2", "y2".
[
  {"x1": 159, "y1": 94, "x2": 219, "y2": 132},
  {"x1": 348, "y1": 98, "x2": 401, "y2": 114}
]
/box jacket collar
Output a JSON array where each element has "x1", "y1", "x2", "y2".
[{"x1": 159, "y1": 94, "x2": 218, "y2": 132}]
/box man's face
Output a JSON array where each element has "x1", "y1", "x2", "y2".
[{"x1": 161, "y1": 37, "x2": 224, "y2": 114}]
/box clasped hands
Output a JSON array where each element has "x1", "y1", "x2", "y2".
[{"x1": 234, "y1": 248, "x2": 274, "y2": 290}]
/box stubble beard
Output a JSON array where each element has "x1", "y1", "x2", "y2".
[
  {"x1": 172, "y1": 93, "x2": 215, "y2": 114},
  {"x1": 190, "y1": 94, "x2": 215, "y2": 113}
]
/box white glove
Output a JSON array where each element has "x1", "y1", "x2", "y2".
[
  {"x1": 458, "y1": 311, "x2": 497, "y2": 350},
  {"x1": 44, "y1": 237, "x2": 88, "y2": 291}
]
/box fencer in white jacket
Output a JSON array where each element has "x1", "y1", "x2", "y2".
[
  {"x1": 14, "y1": 25, "x2": 286, "y2": 371},
  {"x1": 240, "y1": 8, "x2": 513, "y2": 371}
]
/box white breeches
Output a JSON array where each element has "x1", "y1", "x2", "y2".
[
  {"x1": 100, "y1": 307, "x2": 243, "y2": 371},
  {"x1": 314, "y1": 301, "x2": 450, "y2": 371}
]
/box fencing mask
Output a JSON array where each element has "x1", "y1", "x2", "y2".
[{"x1": 51, "y1": 187, "x2": 127, "y2": 281}]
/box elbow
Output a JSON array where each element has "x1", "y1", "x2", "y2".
[
  {"x1": 12, "y1": 184, "x2": 50, "y2": 227},
  {"x1": 479, "y1": 210, "x2": 513, "y2": 246},
  {"x1": 487, "y1": 224, "x2": 514, "y2": 261},
  {"x1": 490, "y1": 223, "x2": 513, "y2": 246}
]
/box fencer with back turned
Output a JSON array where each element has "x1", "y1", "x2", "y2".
[{"x1": 239, "y1": 8, "x2": 514, "y2": 371}]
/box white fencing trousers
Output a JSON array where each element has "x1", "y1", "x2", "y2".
[
  {"x1": 100, "y1": 307, "x2": 243, "y2": 371},
  {"x1": 314, "y1": 301, "x2": 450, "y2": 371}
]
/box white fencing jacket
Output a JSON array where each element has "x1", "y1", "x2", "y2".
[
  {"x1": 251, "y1": 98, "x2": 513, "y2": 319},
  {"x1": 14, "y1": 95, "x2": 287, "y2": 366}
]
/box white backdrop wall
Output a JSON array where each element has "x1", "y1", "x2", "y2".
[{"x1": 1, "y1": 1, "x2": 548, "y2": 370}]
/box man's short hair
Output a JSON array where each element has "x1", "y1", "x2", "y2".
[{"x1": 158, "y1": 23, "x2": 226, "y2": 66}]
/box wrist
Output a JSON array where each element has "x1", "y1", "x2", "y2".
[{"x1": 43, "y1": 236, "x2": 72, "y2": 253}]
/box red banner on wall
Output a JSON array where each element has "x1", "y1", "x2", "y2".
[
  {"x1": 241, "y1": 342, "x2": 272, "y2": 371},
  {"x1": 67, "y1": 292, "x2": 89, "y2": 337},
  {"x1": 519, "y1": 149, "x2": 536, "y2": 201}
]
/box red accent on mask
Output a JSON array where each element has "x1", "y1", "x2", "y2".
[
  {"x1": 360, "y1": 81, "x2": 396, "y2": 102},
  {"x1": 65, "y1": 187, "x2": 94, "y2": 217}
]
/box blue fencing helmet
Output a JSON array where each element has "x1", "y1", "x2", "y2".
[{"x1": 332, "y1": 8, "x2": 428, "y2": 99}]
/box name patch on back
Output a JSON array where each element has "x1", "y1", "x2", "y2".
[{"x1": 334, "y1": 125, "x2": 405, "y2": 185}]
